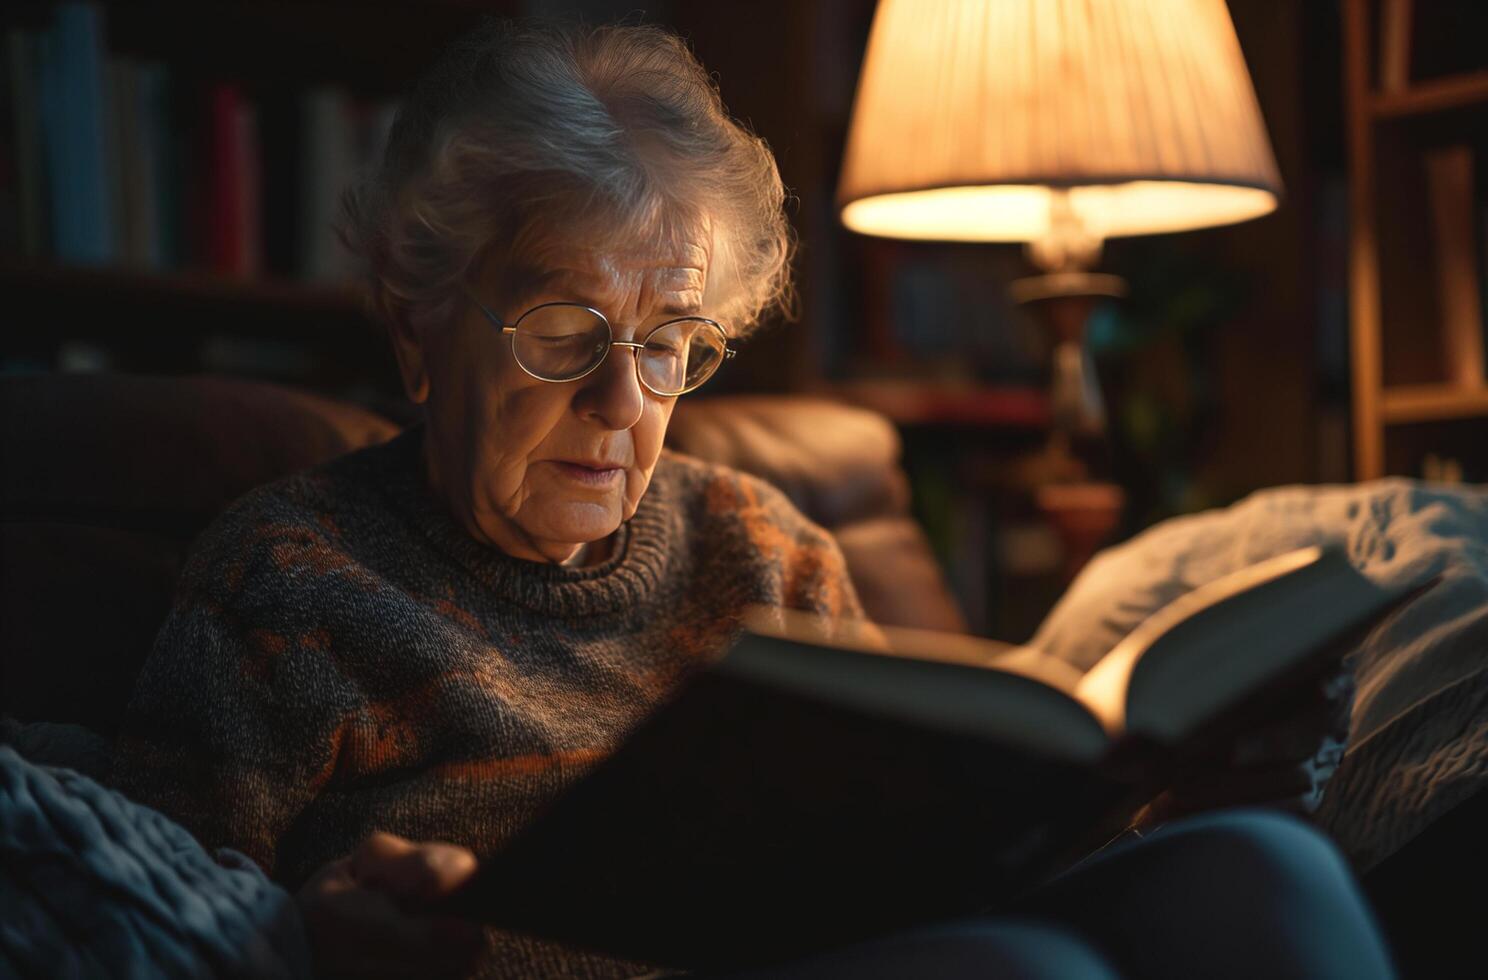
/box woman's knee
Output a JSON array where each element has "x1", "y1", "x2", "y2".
[
  {"x1": 1023, "y1": 810, "x2": 1394, "y2": 980},
  {"x1": 1149, "y1": 809, "x2": 1356, "y2": 897}
]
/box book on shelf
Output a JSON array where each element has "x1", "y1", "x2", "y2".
[
  {"x1": 108, "y1": 58, "x2": 148, "y2": 267},
  {"x1": 300, "y1": 86, "x2": 360, "y2": 283},
  {"x1": 206, "y1": 83, "x2": 264, "y2": 278},
  {"x1": 2, "y1": 30, "x2": 46, "y2": 258},
  {"x1": 36, "y1": 2, "x2": 113, "y2": 265},
  {"x1": 1, "y1": 2, "x2": 397, "y2": 285},
  {"x1": 443, "y1": 546, "x2": 1421, "y2": 970}
]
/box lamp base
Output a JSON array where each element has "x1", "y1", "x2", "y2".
[
  {"x1": 1008, "y1": 271, "x2": 1127, "y2": 306},
  {"x1": 1011, "y1": 271, "x2": 1126, "y2": 480}
]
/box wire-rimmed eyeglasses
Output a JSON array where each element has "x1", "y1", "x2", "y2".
[{"x1": 470, "y1": 298, "x2": 736, "y2": 397}]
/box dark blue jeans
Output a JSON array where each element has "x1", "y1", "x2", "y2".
[{"x1": 721, "y1": 810, "x2": 1394, "y2": 979}]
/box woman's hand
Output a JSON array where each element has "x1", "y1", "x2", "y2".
[
  {"x1": 1133, "y1": 666, "x2": 1354, "y2": 828},
  {"x1": 296, "y1": 831, "x2": 486, "y2": 979}
]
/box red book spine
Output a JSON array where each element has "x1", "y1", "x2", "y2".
[
  {"x1": 238, "y1": 100, "x2": 263, "y2": 278},
  {"x1": 208, "y1": 84, "x2": 243, "y2": 275}
]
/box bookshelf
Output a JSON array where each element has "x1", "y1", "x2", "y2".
[
  {"x1": 0, "y1": 1, "x2": 505, "y2": 398},
  {"x1": 1, "y1": 263, "x2": 364, "y2": 319},
  {"x1": 1342, "y1": 0, "x2": 1488, "y2": 481},
  {"x1": 3, "y1": 1, "x2": 1073, "y2": 637}
]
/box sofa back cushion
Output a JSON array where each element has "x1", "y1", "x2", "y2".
[
  {"x1": 2, "y1": 375, "x2": 964, "y2": 734},
  {"x1": 1, "y1": 375, "x2": 400, "y2": 732},
  {"x1": 666, "y1": 396, "x2": 966, "y2": 634}
]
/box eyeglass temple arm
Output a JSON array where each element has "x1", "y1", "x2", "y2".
[{"x1": 470, "y1": 296, "x2": 516, "y2": 333}]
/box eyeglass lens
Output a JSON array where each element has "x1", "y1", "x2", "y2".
[{"x1": 511, "y1": 305, "x2": 726, "y2": 395}]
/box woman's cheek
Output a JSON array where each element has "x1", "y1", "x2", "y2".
[
  {"x1": 477, "y1": 454, "x2": 532, "y2": 517},
  {"x1": 623, "y1": 468, "x2": 652, "y2": 519},
  {"x1": 621, "y1": 402, "x2": 672, "y2": 518},
  {"x1": 469, "y1": 389, "x2": 555, "y2": 513}
]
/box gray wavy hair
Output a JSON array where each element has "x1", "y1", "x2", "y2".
[{"x1": 340, "y1": 19, "x2": 795, "y2": 339}]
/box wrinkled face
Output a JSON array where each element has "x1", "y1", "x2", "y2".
[{"x1": 391, "y1": 227, "x2": 732, "y2": 564}]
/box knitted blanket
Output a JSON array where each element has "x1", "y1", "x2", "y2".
[
  {"x1": 1033, "y1": 479, "x2": 1488, "y2": 869},
  {"x1": 0, "y1": 745, "x2": 311, "y2": 979},
  {"x1": 111, "y1": 425, "x2": 862, "y2": 978}
]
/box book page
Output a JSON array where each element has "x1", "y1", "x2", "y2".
[
  {"x1": 739, "y1": 606, "x2": 1107, "y2": 761},
  {"x1": 1073, "y1": 547, "x2": 1327, "y2": 738}
]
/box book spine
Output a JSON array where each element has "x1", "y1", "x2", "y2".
[
  {"x1": 150, "y1": 64, "x2": 184, "y2": 269},
  {"x1": 134, "y1": 61, "x2": 164, "y2": 269},
  {"x1": 41, "y1": 2, "x2": 114, "y2": 265},
  {"x1": 5, "y1": 31, "x2": 46, "y2": 258},
  {"x1": 299, "y1": 86, "x2": 358, "y2": 281},
  {"x1": 0, "y1": 31, "x2": 19, "y2": 255},
  {"x1": 237, "y1": 97, "x2": 263, "y2": 278},
  {"x1": 110, "y1": 57, "x2": 149, "y2": 268},
  {"x1": 208, "y1": 83, "x2": 242, "y2": 275},
  {"x1": 104, "y1": 56, "x2": 125, "y2": 263},
  {"x1": 186, "y1": 81, "x2": 219, "y2": 272}
]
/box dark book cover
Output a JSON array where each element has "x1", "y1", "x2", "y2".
[
  {"x1": 442, "y1": 548, "x2": 1419, "y2": 971},
  {"x1": 447, "y1": 666, "x2": 1132, "y2": 970}
]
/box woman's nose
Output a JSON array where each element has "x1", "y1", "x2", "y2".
[{"x1": 574, "y1": 343, "x2": 647, "y2": 429}]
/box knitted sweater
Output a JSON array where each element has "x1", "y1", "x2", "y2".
[{"x1": 111, "y1": 425, "x2": 863, "y2": 978}]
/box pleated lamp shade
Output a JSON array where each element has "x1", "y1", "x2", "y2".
[{"x1": 837, "y1": 0, "x2": 1283, "y2": 245}]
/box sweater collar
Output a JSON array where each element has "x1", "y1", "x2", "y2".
[{"x1": 371, "y1": 425, "x2": 677, "y2": 618}]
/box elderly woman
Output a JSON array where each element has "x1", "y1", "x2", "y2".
[
  {"x1": 104, "y1": 18, "x2": 1393, "y2": 980},
  {"x1": 113, "y1": 19, "x2": 857, "y2": 976}
]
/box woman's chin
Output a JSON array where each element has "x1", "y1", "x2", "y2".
[{"x1": 521, "y1": 500, "x2": 622, "y2": 553}]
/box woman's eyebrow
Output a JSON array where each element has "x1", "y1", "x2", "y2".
[{"x1": 561, "y1": 294, "x2": 703, "y2": 317}]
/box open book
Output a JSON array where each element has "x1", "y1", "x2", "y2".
[{"x1": 448, "y1": 546, "x2": 1419, "y2": 969}]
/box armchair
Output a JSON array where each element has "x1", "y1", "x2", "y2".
[{"x1": 0, "y1": 374, "x2": 963, "y2": 734}]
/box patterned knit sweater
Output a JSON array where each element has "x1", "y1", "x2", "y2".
[{"x1": 111, "y1": 425, "x2": 863, "y2": 978}]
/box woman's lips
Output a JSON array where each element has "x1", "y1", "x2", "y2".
[{"x1": 550, "y1": 461, "x2": 624, "y2": 486}]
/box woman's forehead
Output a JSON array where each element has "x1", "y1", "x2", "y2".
[
  {"x1": 570, "y1": 244, "x2": 708, "y2": 293},
  {"x1": 538, "y1": 238, "x2": 717, "y2": 312}
]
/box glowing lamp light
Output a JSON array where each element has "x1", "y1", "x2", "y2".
[{"x1": 837, "y1": 0, "x2": 1283, "y2": 270}]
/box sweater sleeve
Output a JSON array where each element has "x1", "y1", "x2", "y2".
[
  {"x1": 775, "y1": 504, "x2": 866, "y2": 625},
  {"x1": 705, "y1": 464, "x2": 868, "y2": 628},
  {"x1": 110, "y1": 506, "x2": 355, "y2": 883}
]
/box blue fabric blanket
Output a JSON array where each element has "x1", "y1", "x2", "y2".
[{"x1": 0, "y1": 745, "x2": 311, "y2": 978}]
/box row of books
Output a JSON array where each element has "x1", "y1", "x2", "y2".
[{"x1": 0, "y1": 3, "x2": 395, "y2": 281}]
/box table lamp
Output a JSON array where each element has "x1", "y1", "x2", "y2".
[{"x1": 837, "y1": 0, "x2": 1283, "y2": 472}]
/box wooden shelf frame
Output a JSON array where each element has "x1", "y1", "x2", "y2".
[
  {"x1": 1342, "y1": 0, "x2": 1488, "y2": 480},
  {"x1": 1380, "y1": 385, "x2": 1488, "y2": 424},
  {"x1": 0, "y1": 263, "x2": 365, "y2": 315},
  {"x1": 1344, "y1": 0, "x2": 1386, "y2": 480},
  {"x1": 1372, "y1": 69, "x2": 1488, "y2": 119}
]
